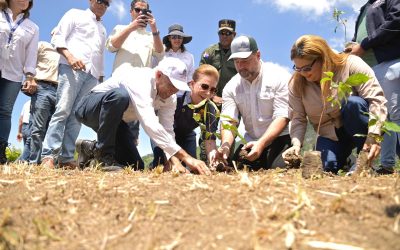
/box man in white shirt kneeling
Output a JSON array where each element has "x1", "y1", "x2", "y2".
[{"x1": 75, "y1": 57, "x2": 210, "y2": 174}]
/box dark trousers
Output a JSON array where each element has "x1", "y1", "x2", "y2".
[
  {"x1": 233, "y1": 134, "x2": 291, "y2": 170},
  {"x1": 152, "y1": 131, "x2": 196, "y2": 169},
  {"x1": 317, "y1": 96, "x2": 369, "y2": 173},
  {"x1": 75, "y1": 88, "x2": 144, "y2": 169}
]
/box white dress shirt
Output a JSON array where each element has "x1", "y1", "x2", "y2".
[
  {"x1": 91, "y1": 67, "x2": 181, "y2": 159},
  {"x1": 51, "y1": 8, "x2": 106, "y2": 79},
  {"x1": 20, "y1": 100, "x2": 31, "y2": 124},
  {"x1": 0, "y1": 9, "x2": 39, "y2": 82},
  {"x1": 106, "y1": 26, "x2": 164, "y2": 76},
  {"x1": 165, "y1": 49, "x2": 195, "y2": 81},
  {"x1": 221, "y1": 61, "x2": 291, "y2": 142}
]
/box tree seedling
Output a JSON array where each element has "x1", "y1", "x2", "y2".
[
  {"x1": 333, "y1": 7, "x2": 348, "y2": 45},
  {"x1": 189, "y1": 98, "x2": 248, "y2": 170}
]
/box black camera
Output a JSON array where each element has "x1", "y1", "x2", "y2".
[{"x1": 141, "y1": 9, "x2": 152, "y2": 16}]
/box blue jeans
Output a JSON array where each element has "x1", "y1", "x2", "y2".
[
  {"x1": 75, "y1": 88, "x2": 144, "y2": 169},
  {"x1": 317, "y1": 96, "x2": 369, "y2": 173},
  {"x1": 0, "y1": 77, "x2": 21, "y2": 143},
  {"x1": 41, "y1": 64, "x2": 98, "y2": 163},
  {"x1": 373, "y1": 59, "x2": 400, "y2": 168},
  {"x1": 28, "y1": 81, "x2": 57, "y2": 164},
  {"x1": 18, "y1": 122, "x2": 31, "y2": 161}
]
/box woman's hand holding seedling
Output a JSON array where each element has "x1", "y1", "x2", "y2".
[{"x1": 363, "y1": 134, "x2": 381, "y2": 161}]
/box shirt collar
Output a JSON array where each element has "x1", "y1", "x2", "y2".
[
  {"x1": 167, "y1": 48, "x2": 182, "y2": 54},
  {"x1": 86, "y1": 8, "x2": 101, "y2": 21},
  {"x1": 183, "y1": 91, "x2": 192, "y2": 106},
  {"x1": 4, "y1": 8, "x2": 24, "y2": 21}
]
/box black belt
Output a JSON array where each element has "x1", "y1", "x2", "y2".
[{"x1": 39, "y1": 80, "x2": 57, "y2": 86}]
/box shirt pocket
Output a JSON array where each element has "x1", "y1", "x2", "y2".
[
  {"x1": 258, "y1": 89, "x2": 274, "y2": 118},
  {"x1": 13, "y1": 24, "x2": 35, "y2": 46}
]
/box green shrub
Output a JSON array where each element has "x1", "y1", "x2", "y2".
[{"x1": 6, "y1": 146, "x2": 21, "y2": 162}]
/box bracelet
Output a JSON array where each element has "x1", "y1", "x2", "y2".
[{"x1": 152, "y1": 30, "x2": 160, "y2": 36}]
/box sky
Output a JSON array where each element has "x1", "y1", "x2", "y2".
[{"x1": 9, "y1": 0, "x2": 366, "y2": 156}]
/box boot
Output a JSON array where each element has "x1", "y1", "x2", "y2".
[
  {"x1": 93, "y1": 150, "x2": 124, "y2": 172},
  {"x1": 76, "y1": 139, "x2": 96, "y2": 169},
  {"x1": 0, "y1": 141, "x2": 7, "y2": 164}
]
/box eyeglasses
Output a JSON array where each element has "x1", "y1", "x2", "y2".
[
  {"x1": 218, "y1": 30, "x2": 233, "y2": 36},
  {"x1": 293, "y1": 59, "x2": 317, "y2": 72},
  {"x1": 96, "y1": 0, "x2": 110, "y2": 8},
  {"x1": 199, "y1": 83, "x2": 217, "y2": 94},
  {"x1": 170, "y1": 35, "x2": 183, "y2": 40}
]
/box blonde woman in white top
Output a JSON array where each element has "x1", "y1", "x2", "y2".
[{"x1": 0, "y1": 0, "x2": 38, "y2": 164}]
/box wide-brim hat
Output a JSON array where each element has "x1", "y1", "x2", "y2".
[{"x1": 162, "y1": 24, "x2": 192, "y2": 45}]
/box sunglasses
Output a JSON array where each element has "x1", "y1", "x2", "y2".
[
  {"x1": 293, "y1": 59, "x2": 317, "y2": 72},
  {"x1": 133, "y1": 8, "x2": 151, "y2": 14},
  {"x1": 218, "y1": 30, "x2": 233, "y2": 36},
  {"x1": 170, "y1": 35, "x2": 183, "y2": 40},
  {"x1": 200, "y1": 83, "x2": 217, "y2": 94},
  {"x1": 96, "y1": 0, "x2": 110, "y2": 8}
]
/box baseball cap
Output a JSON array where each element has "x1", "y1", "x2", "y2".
[
  {"x1": 218, "y1": 19, "x2": 236, "y2": 32},
  {"x1": 228, "y1": 35, "x2": 259, "y2": 60},
  {"x1": 157, "y1": 57, "x2": 191, "y2": 92}
]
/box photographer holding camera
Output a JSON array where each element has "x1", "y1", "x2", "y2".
[
  {"x1": 106, "y1": 0, "x2": 163, "y2": 75},
  {"x1": 106, "y1": 0, "x2": 164, "y2": 146}
]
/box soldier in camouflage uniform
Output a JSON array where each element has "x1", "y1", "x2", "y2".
[
  {"x1": 199, "y1": 19, "x2": 237, "y2": 162},
  {"x1": 200, "y1": 19, "x2": 237, "y2": 104}
]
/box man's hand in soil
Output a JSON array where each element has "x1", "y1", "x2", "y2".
[
  {"x1": 185, "y1": 157, "x2": 211, "y2": 175},
  {"x1": 242, "y1": 141, "x2": 265, "y2": 162},
  {"x1": 282, "y1": 145, "x2": 301, "y2": 164},
  {"x1": 167, "y1": 156, "x2": 190, "y2": 174}
]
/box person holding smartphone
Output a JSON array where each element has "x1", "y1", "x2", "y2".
[{"x1": 106, "y1": 0, "x2": 164, "y2": 148}]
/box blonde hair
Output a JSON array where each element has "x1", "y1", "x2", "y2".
[
  {"x1": 290, "y1": 35, "x2": 348, "y2": 98},
  {"x1": 193, "y1": 64, "x2": 219, "y2": 83}
]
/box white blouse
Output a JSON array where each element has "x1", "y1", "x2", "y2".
[{"x1": 0, "y1": 8, "x2": 39, "y2": 82}]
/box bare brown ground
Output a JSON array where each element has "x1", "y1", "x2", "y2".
[{"x1": 0, "y1": 164, "x2": 399, "y2": 250}]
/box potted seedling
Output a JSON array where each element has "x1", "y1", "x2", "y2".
[{"x1": 352, "y1": 113, "x2": 400, "y2": 175}]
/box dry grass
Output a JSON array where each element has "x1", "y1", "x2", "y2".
[{"x1": 0, "y1": 163, "x2": 399, "y2": 250}]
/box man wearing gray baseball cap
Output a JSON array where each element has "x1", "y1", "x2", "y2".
[
  {"x1": 74, "y1": 57, "x2": 210, "y2": 174},
  {"x1": 213, "y1": 35, "x2": 292, "y2": 170}
]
